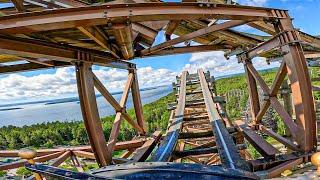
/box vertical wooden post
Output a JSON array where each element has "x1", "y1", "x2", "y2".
[
  {"x1": 129, "y1": 67, "x2": 145, "y2": 132},
  {"x1": 243, "y1": 60, "x2": 260, "y2": 123},
  {"x1": 281, "y1": 80, "x2": 293, "y2": 138},
  {"x1": 75, "y1": 62, "x2": 111, "y2": 166},
  {"x1": 277, "y1": 18, "x2": 317, "y2": 152}
]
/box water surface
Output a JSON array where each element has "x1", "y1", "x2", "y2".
[{"x1": 0, "y1": 86, "x2": 171, "y2": 127}]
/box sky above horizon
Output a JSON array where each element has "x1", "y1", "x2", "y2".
[{"x1": 0, "y1": 0, "x2": 319, "y2": 104}]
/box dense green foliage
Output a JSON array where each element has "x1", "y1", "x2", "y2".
[
  {"x1": 215, "y1": 68, "x2": 277, "y2": 119},
  {"x1": 0, "y1": 93, "x2": 175, "y2": 150}
]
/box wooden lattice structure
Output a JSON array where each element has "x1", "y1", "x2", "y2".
[{"x1": 0, "y1": 0, "x2": 320, "y2": 179}]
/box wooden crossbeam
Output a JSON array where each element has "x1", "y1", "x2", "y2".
[
  {"x1": 51, "y1": 151, "x2": 71, "y2": 167},
  {"x1": 235, "y1": 121, "x2": 279, "y2": 158},
  {"x1": 77, "y1": 26, "x2": 119, "y2": 59},
  {"x1": 256, "y1": 100, "x2": 271, "y2": 123},
  {"x1": 141, "y1": 20, "x2": 248, "y2": 56},
  {"x1": 130, "y1": 131, "x2": 162, "y2": 162},
  {"x1": 259, "y1": 125, "x2": 299, "y2": 151},
  {"x1": 92, "y1": 72, "x2": 144, "y2": 134},
  {"x1": 266, "y1": 158, "x2": 303, "y2": 178},
  {"x1": 270, "y1": 61, "x2": 287, "y2": 96},
  {"x1": 245, "y1": 63, "x2": 299, "y2": 138},
  {"x1": 106, "y1": 73, "x2": 134, "y2": 161},
  {"x1": 0, "y1": 151, "x2": 64, "y2": 170},
  {"x1": 73, "y1": 150, "x2": 95, "y2": 159}
]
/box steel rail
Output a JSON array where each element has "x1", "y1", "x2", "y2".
[
  {"x1": 151, "y1": 71, "x2": 187, "y2": 162},
  {"x1": 197, "y1": 69, "x2": 249, "y2": 171}
]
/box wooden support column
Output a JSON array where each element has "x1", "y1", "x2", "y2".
[
  {"x1": 281, "y1": 79, "x2": 293, "y2": 138},
  {"x1": 277, "y1": 18, "x2": 317, "y2": 152},
  {"x1": 243, "y1": 61, "x2": 260, "y2": 123},
  {"x1": 129, "y1": 68, "x2": 145, "y2": 132},
  {"x1": 75, "y1": 62, "x2": 110, "y2": 167}
]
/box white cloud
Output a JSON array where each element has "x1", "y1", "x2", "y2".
[
  {"x1": 235, "y1": 0, "x2": 268, "y2": 6},
  {"x1": 183, "y1": 51, "x2": 279, "y2": 77},
  {"x1": 0, "y1": 66, "x2": 176, "y2": 102}
]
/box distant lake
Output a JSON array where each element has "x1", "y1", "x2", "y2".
[{"x1": 0, "y1": 86, "x2": 172, "y2": 127}]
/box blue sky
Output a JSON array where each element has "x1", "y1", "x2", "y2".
[{"x1": 0, "y1": 0, "x2": 319, "y2": 103}]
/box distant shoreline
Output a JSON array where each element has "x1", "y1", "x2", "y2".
[
  {"x1": 0, "y1": 85, "x2": 167, "y2": 108},
  {"x1": 0, "y1": 107, "x2": 22, "y2": 111}
]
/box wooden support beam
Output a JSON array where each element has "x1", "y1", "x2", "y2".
[
  {"x1": 77, "y1": 26, "x2": 119, "y2": 59},
  {"x1": 129, "y1": 68, "x2": 146, "y2": 132},
  {"x1": 278, "y1": 18, "x2": 317, "y2": 152},
  {"x1": 165, "y1": 20, "x2": 181, "y2": 40},
  {"x1": 106, "y1": 72, "x2": 134, "y2": 163},
  {"x1": 270, "y1": 61, "x2": 287, "y2": 96},
  {"x1": 11, "y1": 0, "x2": 25, "y2": 12},
  {"x1": 26, "y1": 58, "x2": 55, "y2": 67},
  {"x1": 0, "y1": 3, "x2": 286, "y2": 34},
  {"x1": 244, "y1": 62, "x2": 260, "y2": 121},
  {"x1": 148, "y1": 45, "x2": 227, "y2": 57},
  {"x1": 246, "y1": 63, "x2": 270, "y2": 94},
  {"x1": 235, "y1": 121, "x2": 279, "y2": 158},
  {"x1": 256, "y1": 100, "x2": 270, "y2": 124},
  {"x1": 141, "y1": 20, "x2": 248, "y2": 56},
  {"x1": 0, "y1": 35, "x2": 132, "y2": 70},
  {"x1": 112, "y1": 24, "x2": 134, "y2": 60},
  {"x1": 92, "y1": 73, "x2": 144, "y2": 134},
  {"x1": 51, "y1": 151, "x2": 71, "y2": 167},
  {"x1": 76, "y1": 62, "x2": 110, "y2": 167},
  {"x1": 269, "y1": 96, "x2": 299, "y2": 140},
  {"x1": 73, "y1": 150, "x2": 95, "y2": 160},
  {"x1": 0, "y1": 151, "x2": 64, "y2": 170},
  {"x1": 0, "y1": 61, "x2": 70, "y2": 74},
  {"x1": 259, "y1": 125, "x2": 299, "y2": 151},
  {"x1": 266, "y1": 158, "x2": 303, "y2": 178},
  {"x1": 245, "y1": 62, "x2": 299, "y2": 139},
  {"x1": 131, "y1": 131, "x2": 162, "y2": 162}
]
